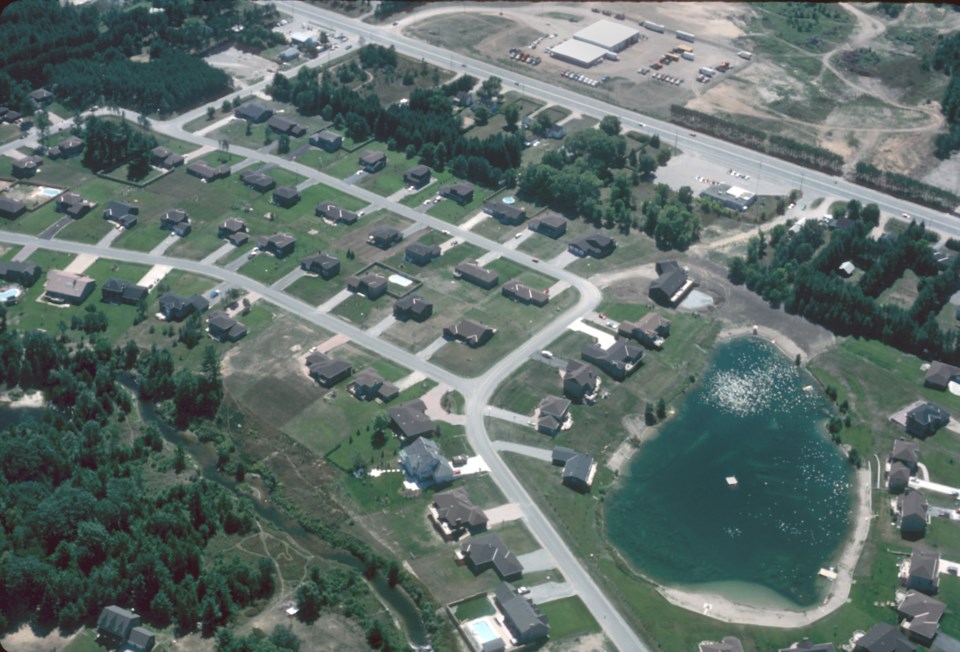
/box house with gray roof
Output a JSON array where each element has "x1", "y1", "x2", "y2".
[
  {"x1": 306, "y1": 351, "x2": 352, "y2": 387},
  {"x1": 240, "y1": 170, "x2": 276, "y2": 192},
  {"x1": 568, "y1": 232, "x2": 616, "y2": 258},
  {"x1": 127, "y1": 626, "x2": 156, "y2": 652},
  {"x1": 454, "y1": 259, "x2": 499, "y2": 289},
  {"x1": 439, "y1": 182, "x2": 474, "y2": 205},
  {"x1": 389, "y1": 399, "x2": 436, "y2": 442},
  {"x1": 905, "y1": 547, "x2": 940, "y2": 595},
  {"x1": 368, "y1": 225, "x2": 403, "y2": 249},
  {"x1": 44, "y1": 270, "x2": 95, "y2": 305},
  {"x1": 347, "y1": 272, "x2": 388, "y2": 300},
  {"x1": 898, "y1": 489, "x2": 929, "y2": 539},
  {"x1": 581, "y1": 339, "x2": 643, "y2": 381},
  {"x1": 300, "y1": 252, "x2": 340, "y2": 279},
  {"x1": 207, "y1": 310, "x2": 247, "y2": 342},
  {"x1": 444, "y1": 319, "x2": 496, "y2": 348},
  {"x1": 459, "y1": 534, "x2": 523, "y2": 580},
  {"x1": 219, "y1": 218, "x2": 248, "y2": 246},
  {"x1": 0, "y1": 196, "x2": 26, "y2": 220},
  {"x1": 258, "y1": 233, "x2": 296, "y2": 258},
  {"x1": 186, "y1": 161, "x2": 230, "y2": 182},
  {"x1": 552, "y1": 447, "x2": 578, "y2": 466},
  {"x1": 891, "y1": 440, "x2": 920, "y2": 471},
  {"x1": 151, "y1": 146, "x2": 184, "y2": 169},
  {"x1": 563, "y1": 360, "x2": 600, "y2": 404},
  {"x1": 234, "y1": 103, "x2": 272, "y2": 123},
  {"x1": 529, "y1": 214, "x2": 567, "y2": 238},
  {"x1": 403, "y1": 164, "x2": 432, "y2": 188},
  {"x1": 358, "y1": 150, "x2": 387, "y2": 173},
  {"x1": 272, "y1": 185, "x2": 301, "y2": 208},
  {"x1": 503, "y1": 279, "x2": 549, "y2": 307},
  {"x1": 96, "y1": 605, "x2": 141, "y2": 646},
  {"x1": 484, "y1": 201, "x2": 526, "y2": 225},
  {"x1": 405, "y1": 241, "x2": 441, "y2": 266},
  {"x1": 58, "y1": 136, "x2": 85, "y2": 158},
  {"x1": 57, "y1": 191, "x2": 94, "y2": 218},
  {"x1": 924, "y1": 361, "x2": 960, "y2": 391},
  {"x1": 103, "y1": 201, "x2": 139, "y2": 228},
  {"x1": 888, "y1": 462, "x2": 911, "y2": 494},
  {"x1": 431, "y1": 488, "x2": 487, "y2": 540},
  {"x1": 310, "y1": 130, "x2": 342, "y2": 152},
  {"x1": 158, "y1": 292, "x2": 209, "y2": 322},
  {"x1": 852, "y1": 623, "x2": 914, "y2": 652},
  {"x1": 0, "y1": 261, "x2": 41, "y2": 287},
  {"x1": 12, "y1": 157, "x2": 38, "y2": 178},
  {"x1": 315, "y1": 201, "x2": 359, "y2": 225},
  {"x1": 898, "y1": 590, "x2": 945, "y2": 646},
  {"x1": 619, "y1": 312, "x2": 670, "y2": 349},
  {"x1": 494, "y1": 582, "x2": 549, "y2": 645},
  {"x1": 650, "y1": 260, "x2": 694, "y2": 306},
  {"x1": 562, "y1": 453, "x2": 596, "y2": 492},
  {"x1": 906, "y1": 403, "x2": 949, "y2": 439},
  {"x1": 394, "y1": 294, "x2": 433, "y2": 322},
  {"x1": 537, "y1": 395, "x2": 571, "y2": 435},
  {"x1": 399, "y1": 436, "x2": 453, "y2": 485},
  {"x1": 101, "y1": 278, "x2": 148, "y2": 306},
  {"x1": 267, "y1": 115, "x2": 306, "y2": 137},
  {"x1": 160, "y1": 208, "x2": 191, "y2": 236},
  {"x1": 347, "y1": 368, "x2": 397, "y2": 402},
  {"x1": 699, "y1": 637, "x2": 745, "y2": 652}
]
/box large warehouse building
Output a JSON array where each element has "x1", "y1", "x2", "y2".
[
  {"x1": 699, "y1": 184, "x2": 756, "y2": 211},
  {"x1": 573, "y1": 19, "x2": 641, "y2": 53},
  {"x1": 548, "y1": 39, "x2": 608, "y2": 68}
]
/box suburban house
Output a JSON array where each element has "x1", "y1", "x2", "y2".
[
  {"x1": 273, "y1": 185, "x2": 301, "y2": 208},
  {"x1": 57, "y1": 192, "x2": 94, "y2": 218},
  {"x1": 358, "y1": 150, "x2": 387, "y2": 173},
  {"x1": 218, "y1": 218, "x2": 248, "y2": 246},
  {"x1": 454, "y1": 90, "x2": 473, "y2": 107},
  {"x1": 888, "y1": 462, "x2": 911, "y2": 494},
  {"x1": 429, "y1": 489, "x2": 487, "y2": 541},
  {"x1": 898, "y1": 488, "x2": 929, "y2": 539},
  {"x1": 346, "y1": 272, "x2": 388, "y2": 300},
  {"x1": 494, "y1": 582, "x2": 549, "y2": 645},
  {"x1": 568, "y1": 232, "x2": 616, "y2": 258},
  {"x1": 529, "y1": 214, "x2": 567, "y2": 238},
  {"x1": 852, "y1": 623, "x2": 914, "y2": 652},
  {"x1": 891, "y1": 439, "x2": 920, "y2": 472},
  {"x1": 388, "y1": 399, "x2": 436, "y2": 442},
  {"x1": 257, "y1": 233, "x2": 296, "y2": 258},
  {"x1": 3, "y1": 110, "x2": 20, "y2": 124},
  {"x1": 305, "y1": 351, "x2": 352, "y2": 387},
  {"x1": 562, "y1": 452, "x2": 596, "y2": 492},
  {"x1": 300, "y1": 252, "x2": 340, "y2": 279},
  {"x1": 186, "y1": 161, "x2": 230, "y2": 182},
  {"x1": 160, "y1": 208, "x2": 191, "y2": 236},
  {"x1": 438, "y1": 182, "x2": 474, "y2": 205},
  {"x1": 103, "y1": 200, "x2": 139, "y2": 228},
  {"x1": 905, "y1": 403, "x2": 950, "y2": 438},
  {"x1": 315, "y1": 201, "x2": 359, "y2": 225},
  {"x1": 924, "y1": 361, "x2": 960, "y2": 391},
  {"x1": 150, "y1": 146, "x2": 184, "y2": 169},
  {"x1": 563, "y1": 360, "x2": 601, "y2": 404},
  {"x1": 0, "y1": 196, "x2": 27, "y2": 219},
  {"x1": 101, "y1": 278, "x2": 148, "y2": 306},
  {"x1": 454, "y1": 259, "x2": 499, "y2": 289},
  {"x1": 234, "y1": 103, "x2": 273, "y2": 123},
  {"x1": 458, "y1": 534, "x2": 523, "y2": 581},
  {"x1": 30, "y1": 87, "x2": 53, "y2": 105},
  {"x1": 776, "y1": 640, "x2": 836, "y2": 652},
  {"x1": 12, "y1": 157, "x2": 38, "y2": 178},
  {"x1": 405, "y1": 242, "x2": 441, "y2": 266},
  {"x1": 207, "y1": 310, "x2": 247, "y2": 342},
  {"x1": 399, "y1": 436, "x2": 453, "y2": 485},
  {"x1": 158, "y1": 292, "x2": 209, "y2": 322},
  {"x1": 394, "y1": 294, "x2": 433, "y2": 322},
  {"x1": 44, "y1": 270, "x2": 95, "y2": 305},
  {"x1": 266, "y1": 115, "x2": 307, "y2": 137},
  {"x1": 310, "y1": 130, "x2": 342, "y2": 152},
  {"x1": 581, "y1": 339, "x2": 643, "y2": 381},
  {"x1": 537, "y1": 395, "x2": 571, "y2": 435},
  {"x1": 96, "y1": 605, "x2": 156, "y2": 652},
  {"x1": 618, "y1": 312, "x2": 670, "y2": 349},
  {"x1": 502, "y1": 279, "x2": 549, "y2": 307},
  {"x1": 240, "y1": 170, "x2": 276, "y2": 193},
  {"x1": 277, "y1": 46, "x2": 300, "y2": 63},
  {"x1": 699, "y1": 637, "x2": 745, "y2": 652},
  {"x1": 403, "y1": 164, "x2": 432, "y2": 188},
  {"x1": 650, "y1": 260, "x2": 695, "y2": 306},
  {"x1": 484, "y1": 201, "x2": 526, "y2": 225},
  {"x1": 368, "y1": 225, "x2": 403, "y2": 249},
  {"x1": 348, "y1": 368, "x2": 398, "y2": 402},
  {"x1": 897, "y1": 590, "x2": 945, "y2": 646},
  {"x1": 0, "y1": 261, "x2": 41, "y2": 287},
  {"x1": 444, "y1": 319, "x2": 496, "y2": 348},
  {"x1": 904, "y1": 547, "x2": 940, "y2": 595},
  {"x1": 57, "y1": 136, "x2": 85, "y2": 158}
]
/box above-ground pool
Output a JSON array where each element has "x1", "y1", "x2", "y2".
[{"x1": 469, "y1": 619, "x2": 500, "y2": 645}]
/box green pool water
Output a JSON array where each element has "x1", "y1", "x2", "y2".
[{"x1": 605, "y1": 337, "x2": 853, "y2": 606}]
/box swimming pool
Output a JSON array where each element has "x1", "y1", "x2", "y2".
[
  {"x1": 0, "y1": 288, "x2": 22, "y2": 304},
  {"x1": 39, "y1": 187, "x2": 61, "y2": 197},
  {"x1": 469, "y1": 619, "x2": 499, "y2": 645}
]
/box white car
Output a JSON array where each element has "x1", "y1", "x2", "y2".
[{"x1": 514, "y1": 233, "x2": 523, "y2": 239}]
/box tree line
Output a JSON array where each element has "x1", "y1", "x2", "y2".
[
  {"x1": 932, "y1": 20, "x2": 960, "y2": 159},
  {"x1": 853, "y1": 161, "x2": 960, "y2": 212}
]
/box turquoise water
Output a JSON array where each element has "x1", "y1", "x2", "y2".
[
  {"x1": 605, "y1": 338, "x2": 853, "y2": 606},
  {"x1": 0, "y1": 288, "x2": 21, "y2": 302},
  {"x1": 470, "y1": 620, "x2": 498, "y2": 643}
]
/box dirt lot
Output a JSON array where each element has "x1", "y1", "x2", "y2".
[{"x1": 401, "y1": 2, "x2": 960, "y2": 195}]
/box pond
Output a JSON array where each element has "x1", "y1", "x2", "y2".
[{"x1": 605, "y1": 337, "x2": 853, "y2": 607}]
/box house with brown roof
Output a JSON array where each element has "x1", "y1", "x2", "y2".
[
  {"x1": 394, "y1": 294, "x2": 433, "y2": 322},
  {"x1": 459, "y1": 534, "x2": 523, "y2": 581},
  {"x1": 903, "y1": 547, "x2": 940, "y2": 595},
  {"x1": 358, "y1": 150, "x2": 387, "y2": 173},
  {"x1": 924, "y1": 361, "x2": 960, "y2": 391},
  {"x1": 537, "y1": 395, "x2": 571, "y2": 435},
  {"x1": 389, "y1": 399, "x2": 436, "y2": 442},
  {"x1": 310, "y1": 130, "x2": 342, "y2": 152},
  {"x1": 186, "y1": 161, "x2": 230, "y2": 182},
  {"x1": 898, "y1": 488, "x2": 929, "y2": 539},
  {"x1": 403, "y1": 165, "x2": 432, "y2": 188},
  {"x1": 58, "y1": 136, "x2": 84, "y2": 158},
  {"x1": 563, "y1": 360, "x2": 600, "y2": 404},
  {"x1": 368, "y1": 225, "x2": 403, "y2": 249},
  {"x1": 529, "y1": 213, "x2": 567, "y2": 238},
  {"x1": 0, "y1": 197, "x2": 26, "y2": 220},
  {"x1": 898, "y1": 590, "x2": 945, "y2": 646},
  {"x1": 454, "y1": 259, "x2": 499, "y2": 290},
  {"x1": 57, "y1": 192, "x2": 94, "y2": 218},
  {"x1": 582, "y1": 339, "x2": 643, "y2": 381},
  {"x1": 306, "y1": 351, "x2": 352, "y2": 387},
  {"x1": 267, "y1": 115, "x2": 307, "y2": 137},
  {"x1": 430, "y1": 488, "x2": 487, "y2": 541},
  {"x1": 207, "y1": 310, "x2": 248, "y2": 342},
  {"x1": 444, "y1": 319, "x2": 496, "y2": 348},
  {"x1": 502, "y1": 279, "x2": 549, "y2": 307},
  {"x1": 44, "y1": 270, "x2": 96, "y2": 305},
  {"x1": 151, "y1": 146, "x2": 184, "y2": 169},
  {"x1": 650, "y1": 260, "x2": 695, "y2": 306},
  {"x1": 619, "y1": 312, "x2": 670, "y2": 349},
  {"x1": 257, "y1": 233, "x2": 296, "y2": 258},
  {"x1": 347, "y1": 272, "x2": 388, "y2": 300},
  {"x1": 300, "y1": 252, "x2": 340, "y2": 279},
  {"x1": 405, "y1": 241, "x2": 441, "y2": 266},
  {"x1": 240, "y1": 170, "x2": 276, "y2": 193},
  {"x1": 569, "y1": 232, "x2": 616, "y2": 258},
  {"x1": 484, "y1": 201, "x2": 526, "y2": 225},
  {"x1": 160, "y1": 208, "x2": 191, "y2": 236},
  {"x1": 0, "y1": 261, "x2": 41, "y2": 287},
  {"x1": 439, "y1": 182, "x2": 474, "y2": 205},
  {"x1": 273, "y1": 185, "x2": 301, "y2": 208},
  {"x1": 218, "y1": 218, "x2": 248, "y2": 245}
]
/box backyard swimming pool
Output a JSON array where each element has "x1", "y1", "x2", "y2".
[
  {"x1": 39, "y1": 187, "x2": 61, "y2": 197},
  {"x1": 469, "y1": 619, "x2": 499, "y2": 645},
  {"x1": 0, "y1": 288, "x2": 23, "y2": 304}
]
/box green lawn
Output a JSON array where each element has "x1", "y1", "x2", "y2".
[
  {"x1": 538, "y1": 596, "x2": 601, "y2": 640},
  {"x1": 330, "y1": 293, "x2": 392, "y2": 329},
  {"x1": 453, "y1": 595, "x2": 495, "y2": 622},
  {"x1": 285, "y1": 273, "x2": 346, "y2": 307}
]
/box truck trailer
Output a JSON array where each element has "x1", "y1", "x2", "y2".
[
  {"x1": 642, "y1": 21, "x2": 665, "y2": 33},
  {"x1": 676, "y1": 30, "x2": 696, "y2": 42}
]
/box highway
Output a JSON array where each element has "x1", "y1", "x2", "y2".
[{"x1": 277, "y1": 1, "x2": 960, "y2": 240}]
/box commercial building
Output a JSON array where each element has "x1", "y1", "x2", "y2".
[
  {"x1": 573, "y1": 19, "x2": 641, "y2": 52},
  {"x1": 548, "y1": 39, "x2": 608, "y2": 68},
  {"x1": 699, "y1": 184, "x2": 756, "y2": 211}
]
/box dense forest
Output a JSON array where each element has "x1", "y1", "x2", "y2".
[
  {"x1": 727, "y1": 204, "x2": 960, "y2": 361},
  {"x1": 0, "y1": 312, "x2": 275, "y2": 638},
  {"x1": 933, "y1": 30, "x2": 960, "y2": 160},
  {"x1": 0, "y1": 0, "x2": 283, "y2": 115}
]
